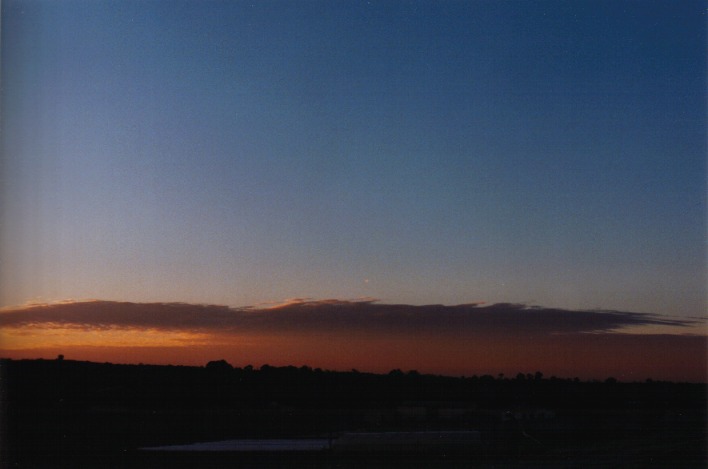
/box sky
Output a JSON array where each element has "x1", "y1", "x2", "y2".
[
  {"x1": 2, "y1": 299, "x2": 706, "y2": 381},
  {"x1": 0, "y1": 1, "x2": 706, "y2": 379}
]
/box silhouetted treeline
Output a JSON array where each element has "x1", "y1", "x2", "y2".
[
  {"x1": 4, "y1": 358, "x2": 706, "y2": 412},
  {"x1": 3, "y1": 358, "x2": 706, "y2": 468}
]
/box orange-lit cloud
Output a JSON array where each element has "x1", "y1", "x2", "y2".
[{"x1": 1, "y1": 299, "x2": 705, "y2": 382}]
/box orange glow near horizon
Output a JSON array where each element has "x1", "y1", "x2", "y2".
[
  {"x1": 0, "y1": 325, "x2": 213, "y2": 349},
  {"x1": 2, "y1": 326, "x2": 706, "y2": 382},
  {"x1": 1, "y1": 299, "x2": 706, "y2": 382}
]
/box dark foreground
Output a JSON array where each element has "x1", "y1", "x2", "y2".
[{"x1": 2, "y1": 359, "x2": 706, "y2": 468}]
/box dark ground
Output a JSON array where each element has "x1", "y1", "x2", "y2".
[{"x1": 2, "y1": 359, "x2": 706, "y2": 468}]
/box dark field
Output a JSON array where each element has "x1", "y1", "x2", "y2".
[{"x1": 2, "y1": 359, "x2": 706, "y2": 468}]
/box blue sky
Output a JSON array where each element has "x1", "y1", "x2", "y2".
[{"x1": 2, "y1": 0, "x2": 705, "y2": 317}]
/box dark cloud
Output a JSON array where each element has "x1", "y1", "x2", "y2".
[{"x1": 0, "y1": 299, "x2": 700, "y2": 337}]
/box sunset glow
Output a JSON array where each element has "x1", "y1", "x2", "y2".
[
  {"x1": 1, "y1": 300, "x2": 705, "y2": 382},
  {"x1": 1, "y1": 0, "x2": 705, "y2": 385}
]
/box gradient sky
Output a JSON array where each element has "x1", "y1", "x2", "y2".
[{"x1": 1, "y1": 1, "x2": 706, "y2": 319}]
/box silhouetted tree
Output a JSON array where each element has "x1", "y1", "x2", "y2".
[{"x1": 206, "y1": 359, "x2": 233, "y2": 372}]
